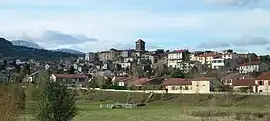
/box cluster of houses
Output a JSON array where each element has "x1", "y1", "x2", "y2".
[
  {"x1": 4, "y1": 39, "x2": 270, "y2": 94},
  {"x1": 49, "y1": 71, "x2": 270, "y2": 94}
]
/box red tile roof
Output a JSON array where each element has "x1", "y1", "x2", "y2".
[
  {"x1": 133, "y1": 78, "x2": 153, "y2": 85},
  {"x1": 240, "y1": 61, "x2": 261, "y2": 66},
  {"x1": 188, "y1": 77, "x2": 216, "y2": 81},
  {"x1": 162, "y1": 78, "x2": 191, "y2": 86},
  {"x1": 257, "y1": 72, "x2": 270, "y2": 80},
  {"x1": 114, "y1": 76, "x2": 132, "y2": 82},
  {"x1": 232, "y1": 78, "x2": 256, "y2": 86},
  {"x1": 197, "y1": 53, "x2": 221, "y2": 58},
  {"x1": 54, "y1": 74, "x2": 87, "y2": 79}
]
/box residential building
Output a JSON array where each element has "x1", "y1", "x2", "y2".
[
  {"x1": 189, "y1": 53, "x2": 197, "y2": 61},
  {"x1": 221, "y1": 73, "x2": 244, "y2": 85},
  {"x1": 238, "y1": 53, "x2": 259, "y2": 64},
  {"x1": 135, "y1": 39, "x2": 145, "y2": 52},
  {"x1": 189, "y1": 77, "x2": 223, "y2": 93},
  {"x1": 238, "y1": 61, "x2": 269, "y2": 73},
  {"x1": 232, "y1": 78, "x2": 257, "y2": 92},
  {"x1": 196, "y1": 53, "x2": 220, "y2": 66},
  {"x1": 119, "y1": 62, "x2": 132, "y2": 70},
  {"x1": 167, "y1": 49, "x2": 190, "y2": 68},
  {"x1": 112, "y1": 76, "x2": 132, "y2": 86},
  {"x1": 255, "y1": 72, "x2": 270, "y2": 93},
  {"x1": 162, "y1": 78, "x2": 193, "y2": 93},
  {"x1": 50, "y1": 74, "x2": 89, "y2": 88},
  {"x1": 174, "y1": 61, "x2": 202, "y2": 73},
  {"x1": 119, "y1": 50, "x2": 133, "y2": 58},
  {"x1": 124, "y1": 57, "x2": 134, "y2": 63},
  {"x1": 85, "y1": 52, "x2": 98, "y2": 62},
  {"x1": 98, "y1": 49, "x2": 120, "y2": 61},
  {"x1": 163, "y1": 77, "x2": 223, "y2": 94},
  {"x1": 211, "y1": 57, "x2": 237, "y2": 70}
]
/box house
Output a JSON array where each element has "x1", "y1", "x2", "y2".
[
  {"x1": 24, "y1": 71, "x2": 41, "y2": 83},
  {"x1": 45, "y1": 64, "x2": 50, "y2": 70},
  {"x1": 211, "y1": 57, "x2": 237, "y2": 70},
  {"x1": 162, "y1": 77, "x2": 223, "y2": 94},
  {"x1": 238, "y1": 61, "x2": 269, "y2": 73},
  {"x1": 50, "y1": 74, "x2": 89, "y2": 88},
  {"x1": 167, "y1": 49, "x2": 190, "y2": 68},
  {"x1": 85, "y1": 52, "x2": 98, "y2": 62},
  {"x1": 232, "y1": 78, "x2": 257, "y2": 92},
  {"x1": 112, "y1": 76, "x2": 132, "y2": 86},
  {"x1": 195, "y1": 53, "x2": 221, "y2": 67},
  {"x1": 173, "y1": 61, "x2": 202, "y2": 73},
  {"x1": 255, "y1": 72, "x2": 270, "y2": 93},
  {"x1": 221, "y1": 73, "x2": 244, "y2": 85},
  {"x1": 188, "y1": 77, "x2": 224, "y2": 93},
  {"x1": 162, "y1": 78, "x2": 193, "y2": 93}
]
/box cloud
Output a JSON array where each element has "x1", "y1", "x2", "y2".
[
  {"x1": 204, "y1": 0, "x2": 260, "y2": 6},
  {"x1": 265, "y1": 47, "x2": 270, "y2": 51},
  {"x1": 197, "y1": 41, "x2": 231, "y2": 49},
  {"x1": 231, "y1": 36, "x2": 270, "y2": 46},
  {"x1": 0, "y1": 29, "x2": 98, "y2": 45}
]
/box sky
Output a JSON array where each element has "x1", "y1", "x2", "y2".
[{"x1": 0, "y1": 0, "x2": 270, "y2": 54}]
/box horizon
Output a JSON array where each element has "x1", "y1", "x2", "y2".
[{"x1": 0, "y1": 0, "x2": 270, "y2": 54}]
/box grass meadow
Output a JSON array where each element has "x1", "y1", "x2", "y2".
[{"x1": 21, "y1": 91, "x2": 270, "y2": 121}]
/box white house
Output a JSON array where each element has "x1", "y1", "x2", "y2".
[
  {"x1": 238, "y1": 61, "x2": 269, "y2": 74},
  {"x1": 255, "y1": 72, "x2": 270, "y2": 93},
  {"x1": 211, "y1": 57, "x2": 237, "y2": 70},
  {"x1": 167, "y1": 50, "x2": 190, "y2": 68}
]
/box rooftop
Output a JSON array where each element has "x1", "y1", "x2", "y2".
[
  {"x1": 240, "y1": 61, "x2": 261, "y2": 66},
  {"x1": 257, "y1": 72, "x2": 270, "y2": 80},
  {"x1": 232, "y1": 78, "x2": 256, "y2": 86},
  {"x1": 162, "y1": 78, "x2": 191, "y2": 86}
]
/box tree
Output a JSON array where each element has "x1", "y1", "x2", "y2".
[
  {"x1": 35, "y1": 81, "x2": 78, "y2": 121},
  {"x1": 68, "y1": 66, "x2": 75, "y2": 74},
  {"x1": 170, "y1": 68, "x2": 187, "y2": 78}
]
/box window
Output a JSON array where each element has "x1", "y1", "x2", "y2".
[
  {"x1": 185, "y1": 86, "x2": 189, "y2": 90},
  {"x1": 258, "y1": 81, "x2": 263, "y2": 85}
]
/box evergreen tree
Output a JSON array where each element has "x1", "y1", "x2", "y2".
[{"x1": 35, "y1": 81, "x2": 78, "y2": 121}]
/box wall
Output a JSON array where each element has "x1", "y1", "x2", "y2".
[
  {"x1": 166, "y1": 85, "x2": 193, "y2": 94},
  {"x1": 191, "y1": 81, "x2": 210, "y2": 93},
  {"x1": 256, "y1": 80, "x2": 270, "y2": 93},
  {"x1": 239, "y1": 65, "x2": 259, "y2": 73}
]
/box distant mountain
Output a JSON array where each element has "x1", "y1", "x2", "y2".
[
  {"x1": 11, "y1": 40, "x2": 44, "y2": 49},
  {"x1": 0, "y1": 37, "x2": 79, "y2": 60},
  {"x1": 0, "y1": 37, "x2": 13, "y2": 47},
  {"x1": 55, "y1": 48, "x2": 84, "y2": 54}
]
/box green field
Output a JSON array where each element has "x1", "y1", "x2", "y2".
[{"x1": 22, "y1": 91, "x2": 270, "y2": 121}]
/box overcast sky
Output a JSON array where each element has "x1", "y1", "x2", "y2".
[{"x1": 0, "y1": 0, "x2": 270, "y2": 54}]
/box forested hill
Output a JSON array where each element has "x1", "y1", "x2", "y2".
[{"x1": 0, "y1": 37, "x2": 81, "y2": 60}]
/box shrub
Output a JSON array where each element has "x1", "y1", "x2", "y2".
[
  {"x1": 34, "y1": 81, "x2": 78, "y2": 121},
  {"x1": 0, "y1": 84, "x2": 23, "y2": 121}
]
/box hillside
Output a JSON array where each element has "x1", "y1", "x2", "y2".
[
  {"x1": 0, "y1": 37, "x2": 80, "y2": 60},
  {"x1": 11, "y1": 40, "x2": 44, "y2": 50},
  {"x1": 55, "y1": 48, "x2": 84, "y2": 54}
]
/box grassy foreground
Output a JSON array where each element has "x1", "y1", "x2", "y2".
[{"x1": 21, "y1": 91, "x2": 270, "y2": 121}]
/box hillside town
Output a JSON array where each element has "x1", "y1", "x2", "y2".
[{"x1": 1, "y1": 39, "x2": 270, "y2": 94}]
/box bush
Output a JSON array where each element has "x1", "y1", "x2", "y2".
[
  {"x1": 34, "y1": 81, "x2": 78, "y2": 121},
  {"x1": 0, "y1": 84, "x2": 23, "y2": 121}
]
